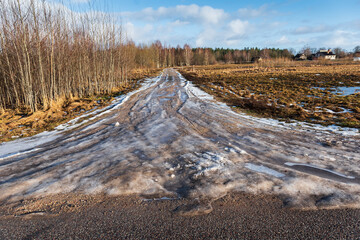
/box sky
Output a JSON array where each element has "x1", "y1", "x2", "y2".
[{"x1": 60, "y1": 0, "x2": 360, "y2": 51}]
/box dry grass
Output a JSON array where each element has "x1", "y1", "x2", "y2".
[{"x1": 177, "y1": 61, "x2": 360, "y2": 129}]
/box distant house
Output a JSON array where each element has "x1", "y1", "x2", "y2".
[
  {"x1": 354, "y1": 52, "x2": 360, "y2": 61},
  {"x1": 295, "y1": 53, "x2": 307, "y2": 61},
  {"x1": 315, "y1": 49, "x2": 336, "y2": 60}
]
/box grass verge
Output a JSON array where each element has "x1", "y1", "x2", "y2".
[{"x1": 177, "y1": 62, "x2": 360, "y2": 129}]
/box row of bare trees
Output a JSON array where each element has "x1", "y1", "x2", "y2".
[
  {"x1": 132, "y1": 42, "x2": 195, "y2": 68},
  {"x1": 0, "y1": 0, "x2": 135, "y2": 112}
]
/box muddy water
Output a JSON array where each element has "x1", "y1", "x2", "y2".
[{"x1": 0, "y1": 69, "x2": 359, "y2": 211}]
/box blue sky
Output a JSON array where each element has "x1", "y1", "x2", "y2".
[{"x1": 65, "y1": 0, "x2": 360, "y2": 51}]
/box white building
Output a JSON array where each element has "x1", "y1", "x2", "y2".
[
  {"x1": 354, "y1": 53, "x2": 360, "y2": 61},
  {"x1": 315, "y1": 49, "x2": 336, "y2": 60}
]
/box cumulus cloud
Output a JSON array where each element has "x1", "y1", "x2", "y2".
[
  {"x1": 120, "y1": 4, "x2": 232, "y2": 47},
  {"x1": 178, "y1": 5, "x2": 227, "y2": 25},
  {"x1": 324, "y1": 30, "x2": 360, "y2": 48},
  {"x1": 122, "y1": 4, "x2": 227, "y2": 25},
  {"x1": 229, "y1": 19, "x2": 249, "y2": 35},
  {"x1": 276, "y1": 36, "x2": 290, "y2": 44},
  {"x1": 194, "y1": 19, "x2": 252, "y2": 47},
  {"x1": 196, "y1": 28, "x2": 219, "y2": 47},
  {"x1": 224, "y1": 19, "x2": 254, "y2": 46},
  {"x1": 124, "y1": 22, "x2": 154, "y2": 41}
]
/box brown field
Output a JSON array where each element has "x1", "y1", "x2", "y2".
[
  {"x1": 177, "y1": 61, "x2": 360, "y2": 129},
  {"x1": 0, "y1": 68, "x2": 160, "y2": 142}
]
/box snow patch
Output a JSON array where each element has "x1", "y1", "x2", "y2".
[{"x1": 245, "y1": 163, "x2": 285, "y2": 178}]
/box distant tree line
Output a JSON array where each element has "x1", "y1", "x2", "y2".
[
  {"x1": 133, "y1": 43, "x2": 295, "y2": 68},
  {"x1": 134, "y1": 44, "x2": 360, "y2": 69}
]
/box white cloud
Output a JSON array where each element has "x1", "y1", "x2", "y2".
[
  {"x1": 121, "y1": 4, "x2": 230, "y2": 47},
  {"x1": 124, "y1": 22, "x2": 153, "y2": 42},
  {"x1": 193, "y1": 17, "x2": 253, "y2": 47},
  {"x1": 194, "y1": 19, "x2": 251, "y2": 47},
  {"x1": 122, "y1": 4, "x2": 227, "y2": 25},
  {"x1": 196, "y1": 5, "x2": 226, "y2": 25},
  {"x1": 324, "y1": 30, "x2": 360, "y2": 48},
  {"x1": 229, "y1": 19, "x2": 249, "y2": 36},
  {"x1": 196, "y1": 28, "x2": 219, "y2": 47},
  {"x1": 276, "y1": 36, "x2": 290, "y2": 45},
  {"x1": 169, "y1": 20, "x2": 190, "y2": 27}
]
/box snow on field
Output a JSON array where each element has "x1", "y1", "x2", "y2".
[{"x1": 0, "y1": 69, "x2": 359, "y2": 209}]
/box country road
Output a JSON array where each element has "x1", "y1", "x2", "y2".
[{"x1": 0, "y1": 68, "x2": 360, "y2": 210}]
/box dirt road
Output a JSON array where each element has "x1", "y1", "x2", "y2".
[{"x1": 0, "y1": 69, "x2": 360, "y2": 238}]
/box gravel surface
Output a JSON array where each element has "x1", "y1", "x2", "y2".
[{"x1": 0, "y1": 193, "x2": 359, "y2": 239}]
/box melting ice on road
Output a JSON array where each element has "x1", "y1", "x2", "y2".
[{"x1": 0, "y1": 69, "x2": 359, "y2": 210}]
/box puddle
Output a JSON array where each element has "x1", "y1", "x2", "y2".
[
  {"x1": 311, "y1": 87, "x2": 360, "y2": 96},
  {"x1": 336, "y1": 87, "x2": 360, "y2": 96},
  {"x1": 285, "y1": 162, "x2": 355, "y2": 180},
  {"x1": 323, "y1": 107, "x2": 353, "y2": 114},
  {"x1": 16, "y1": 211, "x2": 47, "y2": 218},
  {"x1": 307, "y1": 95, "x2": 321, "y2": 98},
  {"x1": 142, "y1": 197, "x2": 178, "y2": 202}
]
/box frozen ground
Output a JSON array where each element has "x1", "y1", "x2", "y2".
[{"x1": 0, "y1": 69, "x2": 359, "y2": 210}]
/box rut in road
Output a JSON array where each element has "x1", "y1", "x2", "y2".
[{"x1": 0, "y1": 68, "x2": 360, "y2": 210}]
